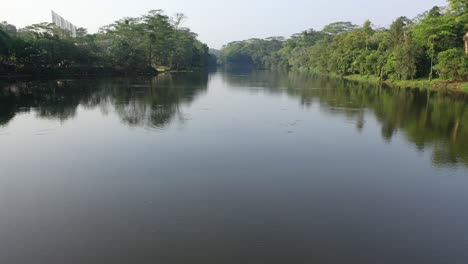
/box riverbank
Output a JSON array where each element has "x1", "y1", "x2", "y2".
[{"x1": 343, "y1": 74, "x2": 468, "y2": 93}]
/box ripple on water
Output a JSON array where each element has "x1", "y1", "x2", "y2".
[
  {"x1": 34, "y1": 128, "x2": 57, "y2": 136},
  {"x1": 328, "y1": 106, "x2": 362, "y2": 112}
]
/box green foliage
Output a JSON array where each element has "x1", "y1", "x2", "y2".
[
  {"x1": 95, "y1": 11, "x2": 211, "y2": 72},
  {"x1": 220, "y1": 38, "x2": 283, "y2": 69},
  {"x1": 0, "y1": 22, "x2": 17, "y2": 67},
  {"x1": 449, "y1": 0, "x2": 468, "y2": 10},
  {"x1": 322, "y1": 22, "x2": 358, "y2": 35},
  {"x1": 220, "y1": 0, "x2": 468, "y2": 82},
  {"x1": 0, "y1": 11, "x2": 210, "y2": 75},
  {"x1": 0, "y1": 28, "x2": 12, "y2": 57},
  {"x1": 388, "y1": 37, "x2": 421, "y2": 80},
  {"x1": 0, "y1": 21, "x2": 17, "y2": 35},
  {"x1": 435, "y1": 48, "x2": 468, "y2": 80},
  {"x1": 411, "y1": 10, "x2": 464, "y2": 78}
]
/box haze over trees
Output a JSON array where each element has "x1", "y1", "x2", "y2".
[
  {"x1": 0, "y1": 10, "x2": 215, "y2": 75},
  {"x1": 220, "y1": 37, "x2": 284, "y2": 69},
  {"x1": 220, "y1": 0, "x2": 468, "y2": 81}
]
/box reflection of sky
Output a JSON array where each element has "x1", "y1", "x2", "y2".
[
  {"x1": 1, "y1": 0, "x2": 447, "y2": 48},
  {"x1": 0, "y1": 72, "x2": 468, "y2": 264}
]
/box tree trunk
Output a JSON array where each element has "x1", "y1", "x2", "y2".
[
  {"x1": 464, "y1": 32, "x2": 468, "y2": 55},
  {"x1": 148, "y1": 42, "x2": 152, "y2": 67},
  {"x1": 429, "y1": 54, "x2": 433, "y2": 81}
]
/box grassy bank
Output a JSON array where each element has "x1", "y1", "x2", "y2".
[{"x1": 343, "y1": 74, "x2": 468, "y2": 93}]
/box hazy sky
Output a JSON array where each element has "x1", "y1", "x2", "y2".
[{"x1": 1, "y1": 0, "x2": 447, "y2": 49}]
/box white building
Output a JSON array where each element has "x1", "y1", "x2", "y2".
[{"x1": 51, "y1": 10, "x2": 77, "y2": 37}]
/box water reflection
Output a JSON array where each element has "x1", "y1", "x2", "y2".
[
  {"x1": 1, "y1": 71, "x2": 468, "y2": 264},
  {"x1": 0, "y1": 73, "x2": 208, "y2": 128},
  {"x1": 224, "y1": 70, "x2": 468, "y2": 167},
  {"x1": 1, "y1": 71, "x2": 468, "y2": 167}
]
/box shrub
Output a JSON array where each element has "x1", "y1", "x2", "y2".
[{"x1": 435, "y1": 48, "x2": 468, "y2": 81}]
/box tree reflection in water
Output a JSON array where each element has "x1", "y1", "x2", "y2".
[
  {"x1": 0, "y1": 73, "x2": 209, "y2": 128},
  {"x1": 1, "y1": 70, "x2": 467, "y2": 167},
  {"x1": 225, "y1": 70, "x2": 468, "y2": 168}
]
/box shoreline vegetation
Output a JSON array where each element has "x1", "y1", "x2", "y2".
[
  {"x1": 342, "y1": 74, "x2": 468, "y2": 93},
  {"x1": 219, "y1": 0, "x2": 468, "y2": 93},
  {"x1": 0, "y1": 11, "x2": 217, "y2": 77},
  {"x1": 1, "y1": 2, "x2": 467, "y2": 94},
  {"x1": 304, "y1": 70, "x2": 468, "y2": 93}
]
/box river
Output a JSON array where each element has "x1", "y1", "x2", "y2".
[{"x1": 1, "y1": 70, "x2": 467, "y2": 263}]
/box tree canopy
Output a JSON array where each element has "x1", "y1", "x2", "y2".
[
  {"x1": 220, "y1": 0, "x2": 468, "y2": 81},
  {"x1": 0, "y1": 11, "x2": 215, "y2": 76}
]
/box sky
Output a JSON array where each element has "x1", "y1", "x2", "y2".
[{"x1": 1, "y1": 0, "x2": 448, "y2": 49}]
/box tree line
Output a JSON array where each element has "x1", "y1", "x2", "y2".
[
  {"x1": 0, "y1": 10, "x2": 217, "y2": 76},
  {"x1": 220, "y1": 0, "x2": 468, "y2": 81}
]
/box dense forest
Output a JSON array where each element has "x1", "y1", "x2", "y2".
[
  {"x1": 220, "y1": 0, "x2": 468, "y2": 82},
  {"x1": 0, "y1": 10, "x2": 216, "y2": 76}
]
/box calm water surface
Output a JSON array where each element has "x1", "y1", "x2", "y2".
[{"x1": 1, "y1": 71, "x2": 468, "y2": 264}]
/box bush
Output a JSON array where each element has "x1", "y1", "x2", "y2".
[{"x1": 435, "y1": 48, "x2": 468, "y2": 81}]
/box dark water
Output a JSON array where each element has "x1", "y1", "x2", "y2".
[{"x1": 1, "y1": 71, "x2": 468, "y2": 264}]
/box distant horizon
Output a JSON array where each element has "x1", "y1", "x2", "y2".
[{"x1": 1, "y1": 0, "x2": 448, "y2": 49}]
